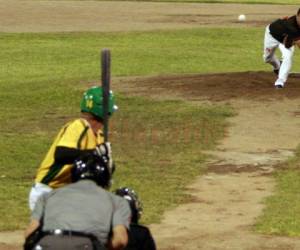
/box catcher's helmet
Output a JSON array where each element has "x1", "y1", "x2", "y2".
[
  {"x1": 80, "y1": 86, "x2": 117, "y2": 120},
  {"x1": 115, "y1": 187, "x2": 143, "y2": 223},
  {"x1": 72, "y1": 153, "x2": 112, "y2": 189}
]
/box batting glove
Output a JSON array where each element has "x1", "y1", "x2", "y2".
[{"x1": 94, "y1": 142, "x2": 114, "y2": 173}]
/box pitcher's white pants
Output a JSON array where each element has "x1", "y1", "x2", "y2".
[{"x1": 263, "y1": 25, "x2": 294, "y2": 87}]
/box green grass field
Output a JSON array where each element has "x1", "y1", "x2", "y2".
[
  {"x1": 2, "y1": 25, "x2": 300, "y2": 236},
  {"x1": 0, "y1": 29, "x2": 238, "y2": 230},
  {"x1": 0, "y1": 28, "x2": 268, "y2": 82},
  {"x1": 256, "y1": 147, "x2": 300, "y2": 236}
]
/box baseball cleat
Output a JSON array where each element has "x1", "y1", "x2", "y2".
[{"x1": 275, "y1": 84, "x2": 284, "y2": 89}]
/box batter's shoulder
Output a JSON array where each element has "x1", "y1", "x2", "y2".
[{"x1": 63, "y1": 118, "x2": 89, "y2": 131}]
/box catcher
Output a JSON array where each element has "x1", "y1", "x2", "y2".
[
  {"x1": 115, "y1": 187, "x2": 156, "y2": 250},
  {"x1": 29, "y1": 86, "x2": 117, "y2": 210},
  {"x1": 263, "y1": 8, "x2": 300, "y2": 88}
]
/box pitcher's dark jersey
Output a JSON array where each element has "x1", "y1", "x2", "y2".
[{"x1": 269, "y1": 16, "x2": 300, "y2": 43}]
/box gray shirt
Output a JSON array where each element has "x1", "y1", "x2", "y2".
[{"x1": 32, "y1": 180, "x2": 131, "y2": 244}]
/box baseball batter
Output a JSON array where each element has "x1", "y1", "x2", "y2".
[
  {"x1": 263, "y1": 8, "x2": 300, "y2": 88},
  {"x1": 29, "y1": 86, "x2": 117, "y2": 210}
]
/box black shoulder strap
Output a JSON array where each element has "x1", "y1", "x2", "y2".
[{"x1": 77, "y1": 119, "x2": 89, "y2": 149}]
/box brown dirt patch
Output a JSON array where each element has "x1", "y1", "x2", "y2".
[
  {"x1": 114, "y1": 72, "x2": 300, "y2": 102},
  {"x1": 0, "y1": 243, "x2": 21, "y2": 250},
  {"x1": 0, "y1": 1, "x2": 298, "y2": 32},
  {"x1": 207, "y1": 163, "x2": 267, "y2": 174}
]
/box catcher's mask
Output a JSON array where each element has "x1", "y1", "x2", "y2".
[
  {"x1": 115, "y1": 187, "x2": 143, "y2": 223},
  {"x1": 72, "y1": 154, "x2": 112, "y2": 189}
]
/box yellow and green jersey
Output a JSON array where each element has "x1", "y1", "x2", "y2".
[{"x1": 35, "y1": 118, "x2": 104, "y2": 188}]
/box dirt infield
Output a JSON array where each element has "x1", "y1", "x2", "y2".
[
  {"x1": 2, "y1": 1, "x2": 300, "y2": 250},
  {"x1": 0, "y1": 0, "x2": 298, "y2": 32}
]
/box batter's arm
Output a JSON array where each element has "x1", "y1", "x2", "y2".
[{"x1": 54, "y1": 146, "x2": 94, "y2": 164}]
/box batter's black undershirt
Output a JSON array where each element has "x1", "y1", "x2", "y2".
[{"x1": 55, "y1": 146, "x2": 94, "y2": 165}]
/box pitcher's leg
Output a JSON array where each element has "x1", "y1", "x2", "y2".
[
  {"x1": 275, "y1": 44, "x2": 295, "y2": 87},
  {"x1": 263, "y1": 26, "x2": 281, "y2": 70}
]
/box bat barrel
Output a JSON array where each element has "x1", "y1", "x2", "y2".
[{"x1": 101, "y1": 48, "x2": 111, "y2": 142}]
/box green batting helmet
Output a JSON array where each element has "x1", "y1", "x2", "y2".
[{"x1": 80, "y1": 86, "x2": 117, "y2": 119}]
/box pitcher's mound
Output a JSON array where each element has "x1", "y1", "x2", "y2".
[{"x1": 117, "y1": 72, "x2": 300, "y2": 101}]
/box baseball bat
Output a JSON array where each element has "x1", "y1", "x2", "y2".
[{"x1": 101, "y1": 48, "x2": 111, "y2": 143}]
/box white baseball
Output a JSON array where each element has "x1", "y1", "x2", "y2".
[{"x1": 238, "y1": 14, "x2": 246, "y2": 22}]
